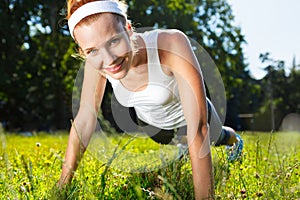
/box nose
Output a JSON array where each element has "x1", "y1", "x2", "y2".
[{"x1": 101, "y1": 48, "x2": 116, "y2": 67}]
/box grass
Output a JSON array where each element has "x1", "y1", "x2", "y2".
[{"x1": 0, "y1": 129, "x2": 299, "y2": 199}]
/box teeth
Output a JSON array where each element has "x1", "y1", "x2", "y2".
[
  {"x1": 104, "y1": 59, "x2": 124, "y2": 71},
  {"x1": 105, "y1": 65, "x2": 121, "y2": 72}
]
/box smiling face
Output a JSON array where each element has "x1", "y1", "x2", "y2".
[{"x1": 74, "y1": 13, "x2": 133, "y2": 80}]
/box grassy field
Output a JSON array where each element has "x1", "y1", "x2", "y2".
[{"x1": 0, "y1": 129, "x2": 299, "y2": 199}]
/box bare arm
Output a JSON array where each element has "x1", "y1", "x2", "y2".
[
  {"x1": 58, "y1": 62, "x2": 107, "y2": 186},
  {"x1": 159, "y1": 30, "x2": 214, "y2": 199}
]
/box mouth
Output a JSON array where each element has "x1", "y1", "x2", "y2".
[{"x1": 104, "y1": 59, "x2": 125, "y2": 73}]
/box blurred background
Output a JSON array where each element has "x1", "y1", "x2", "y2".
[{"x1": 1, "y1": 0, "x2": 299, "y2": 133}]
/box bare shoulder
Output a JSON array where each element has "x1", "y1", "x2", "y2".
[
  {"x1": 157, "y1": 29, "x2": 198, "y2": 73},
  {"x1": 157, "y1": 29, "x2": 190, "y2": 53}
]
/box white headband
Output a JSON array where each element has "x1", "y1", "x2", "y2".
[{"x1": 68, "y1": 1, "x2": 127, "y2": 39}]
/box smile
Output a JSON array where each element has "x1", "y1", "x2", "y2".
[{"x1": 104, "y1": 59, "x2": 125, "y2": 73}]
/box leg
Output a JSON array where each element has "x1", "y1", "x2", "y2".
[
  {"x1": 207, "y1": 99, "x2": 243, "y2": 161},
  {"x1": 221, "y1": 126, "x2": 239, "y2": 145},
  {"x1": 214, "y1": 126, "x2": 239, "y2": 146},
  {"x1": 136, "y1": 117, "x2": 176, "y2": 144},
  {"x1": 207, "y1": 98, "x2": 239, "y2": 146}
]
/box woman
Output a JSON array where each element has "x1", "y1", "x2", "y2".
[{"x1": 59, "y1": 0, "x2": 243, "y2": 199}]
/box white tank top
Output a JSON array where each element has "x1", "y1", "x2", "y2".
[{"x1": 107, "y1": 30, "x2": 187, "y2": 130}]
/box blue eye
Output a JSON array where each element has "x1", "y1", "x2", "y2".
[
  {"x1": 109, "y1": 37, "x2": 121, "y2": 46},
  {"x1": 91, "y1": 49, "x2": 98, "y2": 54},
  {"x1": 87, "y1": 49, "x2": 98, "y2": 56}
]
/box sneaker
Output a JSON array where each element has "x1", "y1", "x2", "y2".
[{"x1": 226, "y1": 133, "x2": 243, "y2": 162}]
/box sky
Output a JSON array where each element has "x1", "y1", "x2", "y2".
[{"x1": 227, "y1": 0, "x2": 300, "y2": 79}]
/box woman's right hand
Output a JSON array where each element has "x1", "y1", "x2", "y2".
[{"x1": 58, "y1": 63, "x2": 107, "y2": 188}]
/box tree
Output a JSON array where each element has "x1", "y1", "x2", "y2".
[
  {"x1": 254, "y1": 53, "x2": 300, "y2": 131},
  {"x1": 0, "y1": 0, "x2": 77, "y2": 131},
  {"x1": 0, "y1": 0, "x2": 40, "y2": 129},
  {"x1": 0, "y1": 0, "x2": 261, "y2": 131},
  {"x1": 127, "y1": 0, "x2": 261, "y2": 129}
]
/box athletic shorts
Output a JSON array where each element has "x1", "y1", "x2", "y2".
[{"x1": 131, "y1": 100, "x2": 212, "y2": 145}]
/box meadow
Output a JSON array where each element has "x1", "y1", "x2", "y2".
[{"x1": 0, "y1": 129, "x2": 299, "y2": 199}]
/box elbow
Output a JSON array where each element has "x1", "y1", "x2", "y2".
[
  {"x1": 200, "y1": 122, "x2": 209, "y2": 137},
  {"x1": 71, "y1": 110, "x2": 98, "y2": 148}
]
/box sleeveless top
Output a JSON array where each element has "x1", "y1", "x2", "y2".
[{"x1": 106, "y1": 30, "x2": 187, "y2": 130}]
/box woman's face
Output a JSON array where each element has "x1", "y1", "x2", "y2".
[{"x1": 74, "y1": 13, "x2": 133, "y2": 79}]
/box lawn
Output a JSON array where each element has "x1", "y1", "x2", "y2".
[{"x1": 0, "y1": 130, "x2": 299, "y2": 199}]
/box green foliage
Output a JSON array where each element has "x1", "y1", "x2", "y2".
[
  {"x1": 0, "y1": 0, "x2": 78, "y2": 130},
  {"x1": 0, "y1": 0, "x2": 298, "y2": 131},
  {"x1": 125, "y1": 0, "x2": 259, "y2": 129},
  {"x1": 214, "y1": 132, "x2": 300, "y2": 199},
  {"x1": 0, "y1": 0, "x2": 254, "y2": 131},
  {"x1": 253, "y1": 53, "x2": 300, "y2": 131},
  {"x1": 0, "y1": 0, "x2": 39, "y2": 129},
  {"x1": 0, "y1": 131, "x2": 299, "y2": 199}
]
